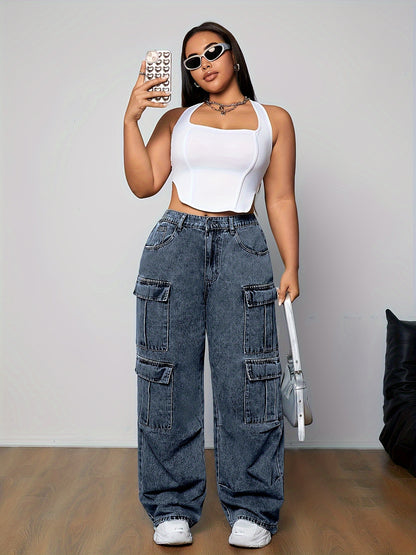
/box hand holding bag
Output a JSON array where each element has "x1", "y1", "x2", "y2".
[{"x1": 280, "y1": 294, "x2": 313, "y2": 441}]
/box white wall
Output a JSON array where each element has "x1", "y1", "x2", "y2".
[{"x1": 0, "y1": 0, "x2": 414, "y2": 448}]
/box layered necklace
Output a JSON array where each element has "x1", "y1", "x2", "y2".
[{"x1": 204, "y1": 96, "x2": 249, "y2": 116}]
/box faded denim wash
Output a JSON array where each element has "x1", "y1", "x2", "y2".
[{"x1": 133, "y1": 209, "x2": 284, "y2": 534}]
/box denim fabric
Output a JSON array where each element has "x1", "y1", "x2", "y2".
[{"x1": 133, "y1": 209, "x2": 284, "y2": 534}]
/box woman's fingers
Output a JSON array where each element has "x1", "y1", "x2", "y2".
[
  {"x1": 125, "y1": 74, "x2": 170, "y2": 121},
  {"x1": 280, "y1": 288, "x2": 299, "y2": 304},
  {"x1": 142, "y1": 99, "x2": 170, "y2": 108},
  {"x1": 134, "y1": 61, "x2": 146, "y2": 86},
  {"x1": 135, "y1": 75, "x2": 169, "y2": 92},
  {"x1": 134, "y1": 62, "x2": 168, "y2": 92},
  {"x1": 147, "y1": 88, "x2": 171, "y2": 98},
  {"x1": 277, "y1": 287, "x2": 288, "y2": 306}
]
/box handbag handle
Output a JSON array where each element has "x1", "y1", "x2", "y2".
[
  {"x1": 283, "y1": 294, "x2": 301, "y2": 374},
  {"x1": 283, "y1": 294, "x2": 306, "y2": 441}
]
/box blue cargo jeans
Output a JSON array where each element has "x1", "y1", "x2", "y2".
[{"x1": 133, "y1": 209, "x2": 284, "y2": 534}]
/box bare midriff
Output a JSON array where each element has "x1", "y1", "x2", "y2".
[{"x1": 168, "y1": 183, "x2": 255, "y2": 217}]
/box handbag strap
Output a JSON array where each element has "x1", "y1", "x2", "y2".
[
  {"x1": 283, "y1": 295, "x2": 301, "y2": 373},
  {"x1": 283, "y1": 294, "x2": 306, "y2": 441}
]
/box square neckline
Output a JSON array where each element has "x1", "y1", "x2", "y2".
[{"x1": 187, "y1": 100, "x2": 259, "y2": 132}]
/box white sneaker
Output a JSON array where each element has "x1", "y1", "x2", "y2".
[
  {"x1": 229, "y1": 519, "x2": 272, "y2": 548},
  {"x1": 153, "y1": 519, "x2": 193, "y2": 545}
]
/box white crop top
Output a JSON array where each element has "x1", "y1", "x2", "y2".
[{"x1": 170, "y1": 100, "x2": 273, "y2": 213}]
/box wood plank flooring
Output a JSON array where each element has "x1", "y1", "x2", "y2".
[{"x1": 0, "y1": 448, "x2": 415, "y2": 554}]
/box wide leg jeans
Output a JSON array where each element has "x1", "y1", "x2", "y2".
[{"x1": 134, "y1": 210, "x2": 284, "y2": 534}]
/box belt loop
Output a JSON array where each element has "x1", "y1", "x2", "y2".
[
  {"x1": 177, "y1": 213, "x2": 187, "y2": 231},
  {"x1": 228, "y1": 216, "x2": 235, "y2": 235}
]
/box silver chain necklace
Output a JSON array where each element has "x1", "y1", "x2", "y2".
[{"x1": 204, "y1": 96, "x2": 249, "y2": 116}]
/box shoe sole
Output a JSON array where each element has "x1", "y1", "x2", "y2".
[
  {"x1": 153, "y1": 532, "x2": 193, "y2": 546},
  {"x1": 229, "y1": 533, "x2": 271, "y2": 548}
]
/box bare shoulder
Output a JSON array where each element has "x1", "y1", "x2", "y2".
[
  {"x1": 261, "y1": 105, "x2": 295, "y2": 143},
  {"x1": 262, "y1": 104, "x2": 294, "y2": 125}
]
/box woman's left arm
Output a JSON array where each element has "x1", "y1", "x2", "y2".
[{"x1": 263, "y1": 106, "x2": 299, "y2": 305}]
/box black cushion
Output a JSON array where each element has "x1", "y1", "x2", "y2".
[{"x1": 379, "y1": 309, "x2": 416, "y2": 476}]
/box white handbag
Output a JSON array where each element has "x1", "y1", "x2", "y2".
[{"x1": 280, "y1": 294, "x2": 313, "y2": 441}]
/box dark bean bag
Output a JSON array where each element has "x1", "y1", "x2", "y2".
[{"x1": 379, "y1": 309, "x2": 416, "y2": 476}]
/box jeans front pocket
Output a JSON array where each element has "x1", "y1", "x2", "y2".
[
  {"x1": 144, "y1": 221, "x2": 178, "y2": 250},
  {"x1": 234, "y1": 224, "x2": 269, "y2": 255},
  {"x1": 243, "y1": 283, "x2": 278, "y2": 355},
  {"x1": 136, "y1": 356, "x2": 174, "y2": 430},
  {"x1": 134, "y1": 277, "x2": 171, "y2": 351},
  {"x1": 244, "y1": 358, "x2": 281, "y2": 424}
]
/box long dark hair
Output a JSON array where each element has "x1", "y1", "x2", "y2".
[{"x1": 181, "y1": 22, "x2": 256, "y2": 107}]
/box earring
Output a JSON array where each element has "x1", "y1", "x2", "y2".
[
  {"x1": 194, "y1": 81, "x2": 200, "y2": 88},
  {"x1": 233, "y1": 63, "x2": 240, "y2": 72}
]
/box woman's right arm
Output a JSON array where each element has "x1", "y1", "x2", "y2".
[{"x1": 123, "y1": 61, "x2": 177, "y2": 198}]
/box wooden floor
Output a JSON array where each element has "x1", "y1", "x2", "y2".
[{"x1": 0, "y1": 448, "x2": 415, "y2": 555}]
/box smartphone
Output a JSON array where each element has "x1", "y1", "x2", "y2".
[{"x1": 145, "y1": 50, "x2": 172, "y2": 103}]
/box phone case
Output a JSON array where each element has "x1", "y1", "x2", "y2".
[{"x1": 145, "y1": 50, "x2": 172, "y2": 103}]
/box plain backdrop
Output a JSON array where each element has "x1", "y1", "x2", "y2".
[{"x1": 0, "y1": 0, "x2": 414, "y2": 448}]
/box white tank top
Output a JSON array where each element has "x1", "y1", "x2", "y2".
[{"x1": 170, "y1": 100, "x2": 273, "y2": 213}]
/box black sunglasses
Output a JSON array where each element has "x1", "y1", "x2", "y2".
[{"x1": 183, "y1": 42, "x2": 231, "y2": 71}]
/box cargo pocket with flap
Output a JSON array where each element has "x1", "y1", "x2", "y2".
[
  {"x1": 136, "y1": 356, "x2": 174, "y2": 430},
  {"x1": 243, "y1": 284, "x2": 278, "y2": 355},
  {"x1": 244, "y1": 358, "x2": 281, "y2": 424},
  {"x1": 134, "y1": 278, "x2": 171, "y2": 352}
]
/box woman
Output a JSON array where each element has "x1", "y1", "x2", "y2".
[{"x1": 124, "y1": 22, "x2": 299, "y2": 549}]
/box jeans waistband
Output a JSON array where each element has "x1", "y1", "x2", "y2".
[{"x1": 161, "y1": 209, "x2": 258, "y2": 231}]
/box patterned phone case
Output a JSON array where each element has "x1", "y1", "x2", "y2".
[{"x1": 145, "y1": 50, "x2": 172, "y2": 103}]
